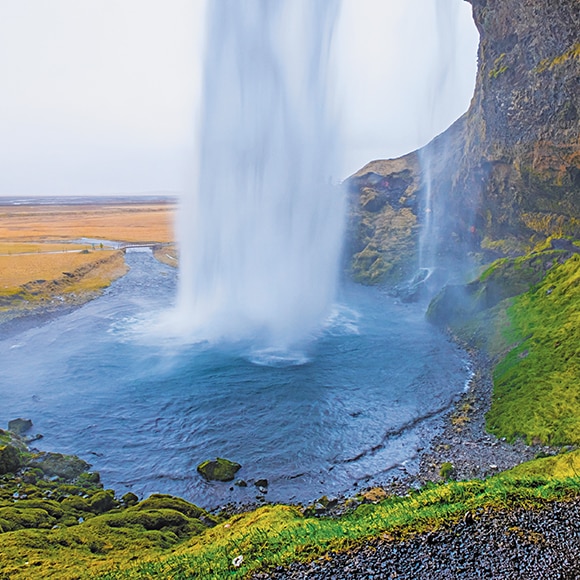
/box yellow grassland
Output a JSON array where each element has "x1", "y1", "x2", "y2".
[
  {"x1": 0, "y1": 250, "x2": 121, "y2": 291},
  {"x1": 0, "y1": 203, "x2": 175, "y2": 243}
]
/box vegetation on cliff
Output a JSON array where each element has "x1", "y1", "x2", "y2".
[{"x1": 428, "y1": 243, "x2": 580, "y2": 447}]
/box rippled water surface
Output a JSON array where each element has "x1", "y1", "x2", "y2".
[{"x1": 0, "y1": 253, "x2": 469, "y2": 507}]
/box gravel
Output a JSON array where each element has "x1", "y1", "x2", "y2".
[{"x1": 259, "y1": 498, "x2": 580, "y2": 579}]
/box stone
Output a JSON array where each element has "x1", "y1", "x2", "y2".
[
  {"x1": 0, "y1": 445, "x2": 22, "y2": 475},
  {"x1": 29, "y1": 452, "x2": 91, "y2": 480},
  {"x1": 121, "y1": 492, "x2": 139, "y2": 507},
  {"x1": 197, "y1": 457, "x2": 241, "y2": 482},
  {"x1": 8, "y1": 418, "x2": 33, "y2": 435},
  {"x1": 254, "y1": 478, "x2": 268, "y2": 488}
]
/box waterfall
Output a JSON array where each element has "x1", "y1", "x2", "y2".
[
  {"x1": 417, "y1": 0, "x2": 464, "y2": 274},
  {"x1": 176, "y1": 0, "x2": 345, "y2": 350}
]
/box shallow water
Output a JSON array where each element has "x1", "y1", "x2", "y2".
[{"x1": 0, "y1": 252, "x2": 469, "y2": 507}]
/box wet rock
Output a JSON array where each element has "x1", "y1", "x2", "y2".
[
  {"x1": 255, "y1": 478, "x2": 269, "y2": 488},
  {"x1": 88, "y1": 490, "x2": 117, "y2": 514},
  {"x1": 197, "y1": 457, "x2": 241, "y2": 482},
  {"x1": 29, "y1": 452, "x2": 91, "y2": 480},
  {"x1": 8, "y1": 418, "x2": 33, "y2": 435},
  {"x1": 235, "y1": 479, "x2": 248, "y2": 487},
  {"x1": 121, "y1": 492, "x2": 139, "y2": 507}
]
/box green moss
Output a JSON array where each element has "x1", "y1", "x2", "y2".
[
  {"x1": 486, "y1": 254, "x2": 580, "y2": 445},
  {"x1": 351, "y1": 247, "x2": 389, "y2": 284},
  {"x1": 134, "y1": 494, "x2": 209, "y2": 521},
  {"x1": 439, "y1": 462, "x2": 454, "y2": 480},
  {"x1": 197, "y1": 457, "x2": 241, "y2": 482},
  {"x1": 0, "y1": 445, "x2": 22, "y2": 475},
  {"x1": 505, "y1": 449, "x2": 580, "y2": 479}
]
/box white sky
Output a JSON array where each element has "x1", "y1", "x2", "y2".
[{"x1": 0, "y1": 0, "x2": 478, "y2": 196}]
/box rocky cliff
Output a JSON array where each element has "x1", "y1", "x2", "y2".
[{"x1": 347, "y1": 0, "x2": 580, "y2": 284}]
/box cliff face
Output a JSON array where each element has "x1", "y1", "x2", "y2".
[{"x1": 347, "y1": 0, "x2": 580, "y2": 284}]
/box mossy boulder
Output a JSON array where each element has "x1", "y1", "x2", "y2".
[
  {"x1": 88, "y1": 490, "x2": 117, "y2": 514},
  {"x1": 0, "y1": 506, "x2": 55, "y2": 531},
  {"x1": 29, "y1": 452, "x2": 91, "y2": 480},
  {"x1": 135, "y1": 494, "x2": 206, "y2": 519},
  {"x1": 197, "y1": 458, "x2": 241, "y2": 482},
  {"x1": 0, "y1": 445, "x2": 22, "y2": 475}
]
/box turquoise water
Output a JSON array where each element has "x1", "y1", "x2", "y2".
[{"x1": 0, "y1": 252, "x2": 469, "y2": 507}]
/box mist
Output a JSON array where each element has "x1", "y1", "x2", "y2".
[{"x1": 0, "y1": 0, "x2": 478, "y2": 196}]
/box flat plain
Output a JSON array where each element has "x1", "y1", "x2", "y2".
[{"x1": 0, "y1": 198, "x2": 176, "y2": 317}]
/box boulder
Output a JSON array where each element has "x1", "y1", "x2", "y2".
[
  {"x1": 29, "y1": 452, "x2": 91, "y2": 481},
  {"x1": 197, "y1": 458, "x2": 241, "y2": 482},
  {"x1": 8, "y1": 418, "x2": 33, "y2": 435},
  {"x1": 0, "y1": 445, "x2": 22, "y2": 475}
]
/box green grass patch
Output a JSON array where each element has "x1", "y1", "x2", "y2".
[{"x1": 486, "y1": 254, "x2": 580, "y2": 445}]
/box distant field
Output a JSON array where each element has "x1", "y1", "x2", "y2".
[
  {"x1": 0, "y1": 200, "x2": 176, "y2": 315},
  {"x1": 0, "y1": 202, "x2": 175, "y2": 243}
]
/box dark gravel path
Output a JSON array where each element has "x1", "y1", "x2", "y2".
[{"x1": 258, "y1": 498, "x2": 580, "y2": 579}]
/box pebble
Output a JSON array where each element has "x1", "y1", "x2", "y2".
[{"x1": 260, "y1": 498, "x2": 580, "y2": 579}]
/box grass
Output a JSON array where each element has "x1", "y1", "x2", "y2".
[
  {"x1": 0, "y1": 242, "x2": 93, "y2": 254},
  {"x1": 486, "y1": 254, "x2": 580, "y2": 445},
  {"x1": 0, "y1": 203, "x2": 175, "y2": 244},
  {"x1": 0, "y1": 251, "x2": 119, "y2": 291}
]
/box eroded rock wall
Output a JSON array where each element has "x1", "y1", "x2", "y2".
[{"x1": 346, "y1": 0, "x2": 580, "y2": 284}]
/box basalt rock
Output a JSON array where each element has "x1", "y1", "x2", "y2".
[{"x1": 8, "y1": 418, "x2": 33, "y2": 435}]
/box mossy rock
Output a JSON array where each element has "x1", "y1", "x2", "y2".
[
  {"x1": 0, "y1": 506, "x2": 55, "y2": 531},
  {"x1": 0, "y1": 445, "x2": 22, "y2": 475},
  {"x1": 427, "y1": 249, "x2": 575, "y2": 327},
  {"x1": 197, "y1": 458, "x2": 241, "y2": 482},
  {"x1": 61, "y1": 495, "x2": 91, "y2": 513},
  {"x1": 92, "y1": 507, "x2": 207, "y2": 538},
  {"x1": 135, "y1": 494, "x2": 206, "y2": 519},
  {"x1": 88, "y1": 490, "x2": 117, "y2": 514},
  {"x1": 28, "y1": 452, "x2": 91, "y2": 480},
  {"x1": 121, "y1": 492, "x2": 139, "y2": 507}
]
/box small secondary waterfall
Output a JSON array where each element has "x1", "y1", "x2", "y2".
[
  {"x1": 176, "y1": 0, "x2": 344, "y2": 350},
  {"x1": 417, "y1": 0, "x2": 465, "y2": 275}
]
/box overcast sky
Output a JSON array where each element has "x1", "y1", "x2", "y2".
[{"x1": 0, "y1": 0, "x2": 478, "y2": 196}]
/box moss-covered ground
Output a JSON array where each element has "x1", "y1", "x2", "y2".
[{"x1": 487, "y1": 254, "x2": 579, "y2": 445}]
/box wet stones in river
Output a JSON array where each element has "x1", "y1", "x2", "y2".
[
  {"x1": 8, "y1": 418, "x2": 33, "y2": 435},
  {"x1": 197, "y1": 457, "x2": 241, "y2": 482},
  {"x1": 255, "y1": 478, "x2": 269, "y2": 493}
]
